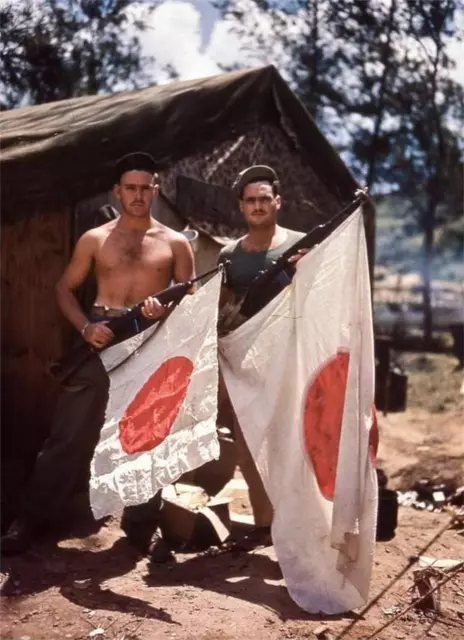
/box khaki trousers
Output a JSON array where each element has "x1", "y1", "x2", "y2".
[
  {"x1": 22, "y1": 311, "x2": 162, "y2": 528},
  {"x1": 218, "y1": 372, "x2": 273, "y2": 527}
]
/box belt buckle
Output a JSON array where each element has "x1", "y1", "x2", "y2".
[{"x1": 92, "y1": 304, "x2": 109, "y2": 317}]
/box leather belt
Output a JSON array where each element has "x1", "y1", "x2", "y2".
[{"x1": 91, "y1": 305, "x2": 133, "y2": 318}]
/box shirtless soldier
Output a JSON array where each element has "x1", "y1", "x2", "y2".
[{"x1": 1, "y1": 152, "x2": 195, "y2": 557}]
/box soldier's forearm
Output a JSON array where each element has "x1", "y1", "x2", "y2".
[{"x1": 55, "y1": 285, "x2": 89, "y2": 334}]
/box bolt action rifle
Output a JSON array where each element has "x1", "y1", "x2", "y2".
[
  {"x1": 49, "y1": 265, "x2": 225, "y2": 384},
  {"x1": 219, "y1": 189, "x2": 368, "y2": 334}
]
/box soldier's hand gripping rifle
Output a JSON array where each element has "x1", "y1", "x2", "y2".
[
  {"x1": 219, "y1": 189, "x2": 368, "y2": 333},
  {"x1": 49, "y1": 264, "x2": 225, "y2": 384}
]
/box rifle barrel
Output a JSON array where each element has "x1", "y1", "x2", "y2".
[{"x1": 238, "y1": 193, "x2": 366, "y2": 318}]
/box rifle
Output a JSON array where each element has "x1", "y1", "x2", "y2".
[
  {"x1": 49, "y1": 265, "x2": 224, "y2": 384},
  {"x1": 220, "y1": 189, "x2": 368, "y2": 331}
]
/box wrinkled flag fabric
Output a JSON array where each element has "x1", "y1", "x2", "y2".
[
  {"x1": 89, "y1": 273, "x2": 222, "y2": 520},
  {"x1": 219, "y1": 209, "x2": 378, "y2": 614}
]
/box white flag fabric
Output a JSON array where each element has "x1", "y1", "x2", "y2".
[
  {"x1": 89, "y1": 273, "x2": 222, "y2": 520},
  {"x1": 219, "y1": 209, "x2": 378, "y2": 614}
]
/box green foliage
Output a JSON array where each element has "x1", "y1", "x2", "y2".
[
  {"x1": 0, "y1": 0, "x2": 153, "y2": 108},
  {"x1": 375, "y1": 194, "x2": 464, "y2": 280},
  {"x1": 218, "y1": 0, "x2": 463, "y2": 341},
  {"x1": 217, "y1": 0, "x2": 463, "y2": 201}
]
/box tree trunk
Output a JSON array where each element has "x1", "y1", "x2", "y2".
[
  {"x1": 422, "y1": 194, "x2": 437, "y2": 347},
  {"x1": 364, "y1": 0, "x2": 397, "y2": 189}
]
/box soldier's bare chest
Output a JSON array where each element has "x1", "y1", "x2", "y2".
[{"x1": 97, "y1": 231, "x2": 173, "y2": 272}]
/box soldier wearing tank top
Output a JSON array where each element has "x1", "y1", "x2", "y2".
[{"x1": 217, "y1": 165, "x2": 308, "y2": 548}]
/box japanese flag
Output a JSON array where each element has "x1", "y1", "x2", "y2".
[
  {"x1": 90, "y1": 273, "x2": 222, "y2": 520},
  {"x1": 219, "y1": 209, "x2": 378, "y2": 614}
]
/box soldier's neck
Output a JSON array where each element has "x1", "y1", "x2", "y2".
[
  {"x1": 118, "y1": 213, "x2": 154, "y2": 231},
  {"x1": 245, "y1": 224, "x2": 283, "y2": 250}
]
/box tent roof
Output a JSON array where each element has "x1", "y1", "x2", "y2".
[{"x1": 0, "y1": 65, "x2": 369, "y2": 224}]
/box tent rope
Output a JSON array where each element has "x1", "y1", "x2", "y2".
[{"x1": 334, "y1": 513, "x2": 460, "y2": 639}]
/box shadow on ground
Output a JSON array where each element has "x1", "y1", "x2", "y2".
[
  {"x1": 1, "y1": 527, "x2": 358, "y2": 626},
  {"x1": 144, "y1": 548, "x2": 358, "y2": 624},
  {"x1": 1, "y1": 533, "x2": 178, "y2": 625}
]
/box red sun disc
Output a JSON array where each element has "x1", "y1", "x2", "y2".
[
  {"x1": 119, "y1": 355, "x2": 194, "y2": 454},
  {"x1": 303, "y1": 351, "x2": 350, "y2": 500},
  {"x1": 369, "y1": 404, "x2": 379, "y2": 464}
]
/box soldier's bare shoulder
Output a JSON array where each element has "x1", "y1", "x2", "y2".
[
  {"x1": 149, "y1": 222, "x2": 189, "y2": 247},
  {"x1": 80, "y1": 219, "x2": 119, "y2": 241}
]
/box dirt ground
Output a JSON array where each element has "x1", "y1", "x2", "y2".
[{"x1": 1, "y1": 352, "x2": 463, "y2": 640}]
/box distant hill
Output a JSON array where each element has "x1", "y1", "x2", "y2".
[{"x1": 374, "y1": 194, "x2": 464, "y2": 281}]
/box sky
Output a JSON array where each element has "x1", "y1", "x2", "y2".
[
  {"x1": 131, "y1": 0, "x2": 278, "y2": 83},
  {"x1": 2, "y1": 0, "x2": 462, "y2": 90},
  {"x1": 129, "y1": 0, "x2": 464, "y2": 185},
  {"x1": 134, "y1": 0, "x2": 464, "y2": 86}
]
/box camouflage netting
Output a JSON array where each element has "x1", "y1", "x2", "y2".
[{"x1": 162, "y1": 122, "x2": 344, "y2": 241}]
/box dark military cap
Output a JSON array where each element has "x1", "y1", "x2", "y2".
[
  {"x1": 114, "y1": 152, "x2": 157, "y2": 183},
  {"x1": 232, "y1": 165, "x2": 278, "y2": 197}
]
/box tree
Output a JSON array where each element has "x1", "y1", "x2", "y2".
[
  {"x1": 214, "y1": 0, "x2": 355, "y2": 137},
  {"x1": 218, "y1": 0, "x2": 464, "y2": 342},
  {"x1": 0, "y1": 0, "x2": 155, "y2": 108},
  {"x1": 385, "y1": 0, "x2": 464, "y2": 343}
]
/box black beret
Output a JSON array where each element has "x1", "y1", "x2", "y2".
[
  {"x1": 114, "y1": 152, "x2": 157, "y2": 183},
  {"x1": 232, "y1": 165, "x2": 278, "y2": 196}
]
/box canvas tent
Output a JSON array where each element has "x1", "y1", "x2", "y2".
[{"x1": 0, "y1": 65, "x2": 375, "y2": 519}]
